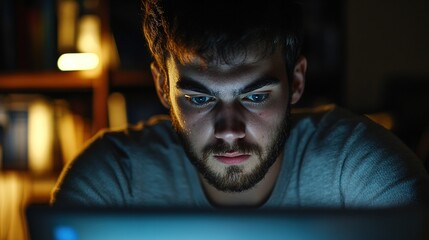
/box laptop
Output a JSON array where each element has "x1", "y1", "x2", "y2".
[{"x1": 26, "y1": 204, "x2": 429, "y2": 240}]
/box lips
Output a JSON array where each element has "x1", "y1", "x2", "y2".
[{"x1": 214, "y1": 152, "x2": 251, "y2": 165}]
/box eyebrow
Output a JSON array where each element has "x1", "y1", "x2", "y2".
[
  {"x1": 176, "y1": 77, "x2": 214, "y2": 95},
  {"x1": 176, "y1": 76, "x2": 280, "y2": 96},
  {"x1": 240, "y1": 77, "x2": 280, "y2": 94}
]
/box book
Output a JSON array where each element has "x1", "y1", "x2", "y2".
[
  {"x1": 57, "y1": 0, "x2": 79, "y2": 53},
  {"x1": 54, "y1": 99, "x2": 86, "y2": 166},
  {"x1": 2, "y1": 95, "x2": 31, "y2": 170},
  {"x1": 0, "y1": 94, "x2": 92, "y2": 174},
  {"x1": 107, "y1": 92, "x2": 127, "y2": 129},
  {"x1": 0, "y1": 0, "x2": 60, "y2": 71},
  {"x1": 41, "y1": 0, "x2": 58, "y2": 69},
  {"x1": 0, "y1": 96, "x2": 7, "y2": 168},
  {"x1": 0, "y1": 0, "x2": 17, "y2": 70},
  {"x1": 107, "y1": 90, "x2": 168, "y2": 128},
  {"x1": 28, "y1": 97, "x2": 55, "y2": 175}
]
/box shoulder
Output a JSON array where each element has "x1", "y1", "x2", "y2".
[
  {"x1": 289, "y1": 104, "x2": 424, "y2": 164},
  {"x1": 291, "y1": 104, "x2": 398, "y2": 146},
  {"x1": 71, "y1": 114, "x2": 180, "y2": 170},
  {"x1": 289, "y1": 105, "x2": 429, "y2": 207},
  {"x1": 51, "y1": 115, "x2": 181, "y2": 205},
  {"x1": 97, "y1": 114, "x2": 176, "y2": 148},
  {"x1": 289, "y1": 104, "x2": 371, "y2": 151}
]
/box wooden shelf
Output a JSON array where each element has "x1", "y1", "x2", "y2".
[
  {"x1": 110, "y1": 70, "x2": 153, "y2": 87},
  {"x1": 0, "y1": 71, "x2": 95, "y2": 90}
]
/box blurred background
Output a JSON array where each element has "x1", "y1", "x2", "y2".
[{"x1": 0, "y1": 0, "x2": 428, "y2": 239}]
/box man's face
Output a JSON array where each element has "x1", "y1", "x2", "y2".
[{"x1": 166, "y1": 49, "x2": 291, "y2": 192}]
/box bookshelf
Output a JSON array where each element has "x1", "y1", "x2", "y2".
[
  {"x1": 0, "y1": 1, "x2": 155, "y2": 239},
  {"x1": 1, "y1": 0, "x2": 113, "y2": 139},
  {"x1": 0, "y1": 0, "x2": 159, "y2": 173},
  {"x1": 0, "y1": 0, "x2": 146, "y2": 237},
  {"x1": 0, "y1": 72, "x2": 94, "y2": 90},
  {"x1": 0, "y1": 0, "x2": 112, "y2": 129}
]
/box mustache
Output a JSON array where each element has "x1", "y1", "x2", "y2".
[{"x1": 202, "y1": 140, "x2": 262, "y2": 157}]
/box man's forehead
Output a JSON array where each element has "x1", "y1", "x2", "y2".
[
  {"x1": 166, "y1": 48, "x2": 284, "y2": 75},
  {"x1": 168, "y1": 55, "x2": 257, "y2": 72},
  {"x1": 166, "y1": 50, "x2": 287, "y2": 95}
]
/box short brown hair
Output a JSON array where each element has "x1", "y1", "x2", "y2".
[{"x1": 142, "y1": 0, "x2": 303, "y2": 77}]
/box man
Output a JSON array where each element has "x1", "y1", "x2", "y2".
[{"x1": 51, "y1": 0, "x2": 429, "y2": 208}]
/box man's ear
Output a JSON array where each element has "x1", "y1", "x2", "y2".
[
  {"x1": 290, "y1": 56, "x2": 307, "y2": 105},
  {"x1": 150, "y1": 62, "x2": 170, "y2": 109}
]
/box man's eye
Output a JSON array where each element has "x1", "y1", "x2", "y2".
[
  {"x1": 185, "y1": 95, "x2": 215, "y2": 105},
  {"x1": 244, "y1": 93, "x2": 268, "y2": 103}
]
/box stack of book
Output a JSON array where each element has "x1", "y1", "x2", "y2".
[
  {"x1": 0, "y1": 94, "x2": 92, "y2": 175},
  {"x1": 0, "y1": 0, "x2": 57, "y2": 71}
]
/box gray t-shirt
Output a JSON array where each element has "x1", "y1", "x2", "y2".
[{"x1": 51, "y1": 106, "x2": 429, "y2": 208}]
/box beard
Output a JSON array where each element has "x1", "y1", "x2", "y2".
[{"x1": 171, "y1": 106, "x2": 291, "y2": 193}]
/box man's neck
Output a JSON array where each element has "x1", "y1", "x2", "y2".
[{"x1": 200, "y1": 156, "x2": 283, "y2": 208}]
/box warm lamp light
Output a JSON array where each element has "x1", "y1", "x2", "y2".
[{"x1": 57, "y1": 53, "x2": 99, "y2": 71}]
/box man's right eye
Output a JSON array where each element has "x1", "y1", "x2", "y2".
[{"x1": 185, "y1": 95, "x2": 215, "y2": 105}]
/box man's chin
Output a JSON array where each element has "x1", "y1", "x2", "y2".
[{"x1": 201, "y1": 164, "x2": 265, "y2": 192}]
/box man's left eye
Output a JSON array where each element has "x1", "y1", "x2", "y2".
[
  {"x1": 244, "y1": 93, "x2": 268, "y2": 103},
  {"x1": 185, "y1": 95, "x2": 215, "y2": 105}
]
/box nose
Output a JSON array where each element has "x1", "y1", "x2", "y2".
[{"x1": 214, "y1": 102, "x2": 246, "y2": 144}]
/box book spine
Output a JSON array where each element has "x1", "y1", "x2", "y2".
[
  {"x1": 28, "y1": 97, "x2": 55, "y2": 175},
  {"x1": 0, "y1": 0, "x2": 17, "y2": 70},
  {"x1": 15, "y1": 1, "x2": 31, "y2": 70},
  {"x1": 0, "y1": 98, "x2": 7, "y2": 169},
  {"x1": 57, "y1": 0, "x2": 79, "y2": 53},
  {"x1": 41, "y1": 0, "x2": 57, "y2": 69},
  {"x1": 3, "y1": 109, "x2": 28, "y2": 170}
]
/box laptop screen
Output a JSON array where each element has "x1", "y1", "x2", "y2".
[{"x1": 26, "y1": 204, "x2": 429, "y2": 240}]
